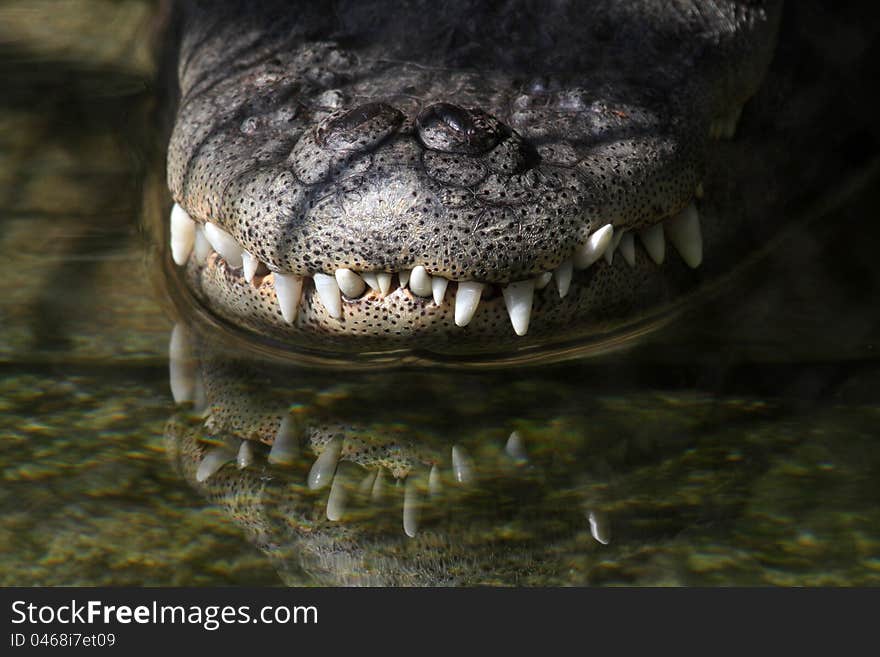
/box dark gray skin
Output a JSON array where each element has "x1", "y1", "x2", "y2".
[{"x1": 165, "y1": 0, "x2": 790, "y2": 362}]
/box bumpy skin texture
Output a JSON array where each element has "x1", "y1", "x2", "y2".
[{"x1": 166, "y1": 1, "x2": 782, "y2": 358}]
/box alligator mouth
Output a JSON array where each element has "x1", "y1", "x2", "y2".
[{"x1": 169, "y1": 189, "x2": 704, "y2": 341}]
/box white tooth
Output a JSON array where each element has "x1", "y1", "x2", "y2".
[
  {"x1": 371, "y1": 467, "x2": 386, "y2": 502},
  {"x1": 603, "y1": 230, "x2": 624, "y2": 265},
  {"x1": 431, "y1": 276, "x2": 449, "y2": 304},
  {"x1": 307, "y1": 437, "x2": 342, "y2": 490},
  {"x1": 327, "y1": 462, "x2": 358, "y2": 521},
  {"x1": 502, "y1": 280, "x2": 535, "y2": 336},
  {"x1": 335, "y1": 268, "x2": 366, "y2": 298},
  {"x1": 169, "y1": 323, "x2": 196, "y2": 403},
  {"x1": 273, "y1": 273, "x2": 303, "y2": 323},
  {"x1": 204, "y1": 222, "x2": 243, "y2": 268},
  {"x1": 666, "y1": 203, "x2": 703, "y2": 268},
  {"x1": 451, "y1": 445, "x2": 474, "y2": 485},
  {"x1": 313, "y1": 273, "x2": 343, "y2": 318},
  {"x1": 695, "y1": 182, "x2": 704, "y2": 199},
  {"x1": 376, "y1": 272, "x2": 392, "y2": 295},
  {"x1": 193, "y1": 224, "x2": 212, "y2": 264},
  {"x1": 454, "y1": 281, "x2": 484, "y2": 327},
  {"x1": 409, "y1": 266, "x2": 432, "y2": 297},
  {"x1": 505, "y1": 431, "x2": 528, "y2": 462},
  {"x1": 588, "y1": 510, "x2": 612, "y2": 545},
  {"x1": 361, "y1": 272, "x2": 379, "y2": 291},
  {"x1": 170, "y1": 203, "x2": 196, "y2": 266},
  {"x1": 398, "y1": 269, "x2": 411, "y2": 288},
  {"x1": 242, "y1": 251, "x2": 259, "y2": 283},
  {"x1": 403, "y1": 473, "x2": 422, "y2": 538},
  {"x1": 268, "y1": 413, "x2": 299, "y2": 465},
  {"x1": 573, "y1": 224, "x2": 614, "y2": 269},
  {"x1": 639, "y1": 223, "x2": 665, "y2": 265},
  {"x1": 428, "y1": 464, "x2": 442, "y2": 497},
  {"x1": 554, "y1": 259, "x2": 573, "y2": 298},
  {"x1": 196, "y1": 447, "x2": 233, "y2": 483},
  {"x1": 619, "y1": 232, "x2": 636, "y2": 266},
  {"x1": 236, "y1": 440, "x2": 255, "y2": 469},
  {"x1": 535, "y1": 272, "x2": 552, "y2": 290}
]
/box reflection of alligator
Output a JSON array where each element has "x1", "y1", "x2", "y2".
[{"x1": 161, "y1": 1, "x2": 879, "y2": 364}]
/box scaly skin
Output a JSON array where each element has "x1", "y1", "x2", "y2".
[{"x1": 165, "y1": 1, "x2": 785, "y2": 361}]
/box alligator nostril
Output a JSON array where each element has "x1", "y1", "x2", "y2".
[
  {"x1": 316, "y1": 102, "x2": 403, "y2": 152},
  {"x1": 416, "y1": 102, "x2": 505, "y2": 155}
]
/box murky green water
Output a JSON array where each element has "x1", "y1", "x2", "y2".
[{"x1": 1, "y1": 1, "x2": 879, "y2": 586}]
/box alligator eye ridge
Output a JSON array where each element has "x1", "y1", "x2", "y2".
[
  {"x1": 416, "y1": 102, "x2": 505, "y2": 155},
  {"x1": 316, "y1": 101, "x2": 404, "y2": 152}
]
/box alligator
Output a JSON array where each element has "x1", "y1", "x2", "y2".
[{"x1": 161, "y1": 0, "x2": 848, "y2": 364}]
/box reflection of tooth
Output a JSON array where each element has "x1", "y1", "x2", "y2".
[
  {"x1": 327, "y1": 462, "x2": 358, "y2": 521},
  {"x1": 588, "y1": 510, "x2": 612, "y2": 545},
  {"x1": 398, "y1": 269, "x2": 411, "y2": 288},
  {"x1": 535, "y1": 272, "x2": 552, "y2": 290},
  {"x1": 170, "y1": 203, "x2": 195, "y2": 266},
  {"x1": 574, "y1": 224, "x2": 614, "y2": 269},
  {"x1": 193, "y1": 224, "x2": 212, "y2": 264},
  {"x1": 403, "y1": 474, "x2": 422, "y2": 538},
  {"x1": 502, "y1": 280, "x2": 535, "y2": 336},
  {"x1": 268, "y1": 413, "x2": 298, "y2": 465},
  {"x1": 197, "y1": 447, "x2": 233, "y2": 482},
  {"x1": 428, "y1": 464, "x2": 442, "y2": 497},
  {"x1": 204, "y1": 222, "x2": 243, "y2": 268},
  {"x1": 236, "y1": 440, "x2": 254, "y2": 469},
  {"x1": 169, "y1": 323, "x2": 196, "y2": 403},
  {"x1": 451, "y1": 445, "x2": 474, "y2": 485},
  {"x1": 665, "y1": 203, "x2": 702, "y2": 268},
  {"x1": 619, "y1": 232, "x2": 635, "y2": 266},
  {"x1": 358, "y1": 469, "x2": 378, "y2": 496},
  {"x1": 313, "y1": 273, "x2": 342, "y2": 318},
  {"x1": 335, "y1": 268, "x2": 366, "y2": 298},
  {"x1": 505, "y1": 431, "x2": 528, "y2": 462},
  {"x1": 308, "y1": 437, "x2": 341, "y2": 490},
  {"x1": 274, "y1": 273, "x2": 304, "y2": 323},
  {"x1": 603, "y1": 230, "x2": 624, "y2": 265},
  {"x1": 639, "y1": 223, "x2": 665, "y2": 265},
  {"x1": 409, "y1": 266, "x2": 432, "y2": 297},
  {"x1": 454, "y1": 281, "x2": 483, "y2": 327},
  {"x1": 431, "y1": 276, "x2": 449, "y2": 304},
  {"x1": 554, "y1": 259, "x2": 573, "y2": 298},
  {"x1": 371, "y1": 467, "x2": 386, "y2": 502},
  {"x1": 376, "y1": 272, "x2": 392, "y2": 295}
]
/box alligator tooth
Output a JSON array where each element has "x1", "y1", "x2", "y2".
[
  {"x1": 273, "y1": 273, "x2": 303, "y2": 323},
  {"x1": 170, "y1": 203, "x2": 196, "y2": 266},
  {"x1": 196, "y1": 447, "x2": 233, "y2": 483},
  {"x1": 451, "y1": 445, "x2": 475, "y2": 485},
  {"x1": 376, "y1": 272, "x2": 392, "y2": 295},
  {"x1": 695, "y1": 182, "x2": 704, "y2": 199},
  {"x1": 398, "y1": 269, "x2": 411, "y2": 288},
  {"x1": 242, "y1": 251, "x2": 259, "y2": 283},
  {"x1": 313, "y1": 273, "x2": 342, "y2": 318},
  {"x1": 204, "y1": 222, "x2": 243, "y2": 268},
  {"x1": 603, "y1": 229, "x2": 624, "y2": 265},
  {"x1": 268, "y1": 413, "x2": 299, "y2": 465},
  {"x1": 505, "y1": 431, "x2": 528, "y2": 462},
  {"x1": 502, "y1": 280, "x2": 535, "y2": 336},
  {"x1": 454, "y1": 281, "x2": 483, "y2": 327},
  {"x1": 535, "y1": 272, "x2": 552, "y2": 290},
  {"x1": 307, "y1": 437, "x2": 342, "y2": 490},
  {"x1": 573, "y1": 224, "x2": 614, "y2": 269},
  {"x1": 327, "y1": 462, "x2": 358, "y2": 521},
  {"x1": 431, "y1": 276, "x2": 449, "y2": 304},
  {"x1": 403, "y1": 473, "x2": 422, "y2": 538},
  {"x1": 428, "y1": 464, "x2": 442, "y2": 497},
  {"x1": 192, "y1": 224, "x2": 211, "y2": 264},
  {"x1": 236, "y1": 440, "x2": 255, "y2": 470},
  {"x1": 554, "y1": 258, "x2": 573, "y2": 298},
  {"x1": 666, "y1": 203, "x2": 703, "y2": 268},
  {"x1": 371, "y1": 467, "x2": 386, "y2": 501},
  {"x1": 639, "y1": 223, "x2": 665, "y2": 265},
  {"x1": 335, "y1": 268, "x2": 366, "y2": 298},
  {"x1": 409, "y1": 265, "x2": 432, "y2": 297},
  {"x1": 169, "y1": 323, "x2": 195, "y2": 403},
  {"x1": 361, "y1": 272, "x2": 380, "y2": 291},
  {"x1": 358, "y1": 469, "x2": 378, "y2": 496},
  {"x1": 588, "y1": 510, "x2": 612, "y2": 545},
  {"x1": 619, "y1": 232, "x2": 636, "y2": 266}
]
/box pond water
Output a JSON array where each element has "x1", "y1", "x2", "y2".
[{"x1": 1, "y1": 1, "x2": 879, "y2": 586}]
